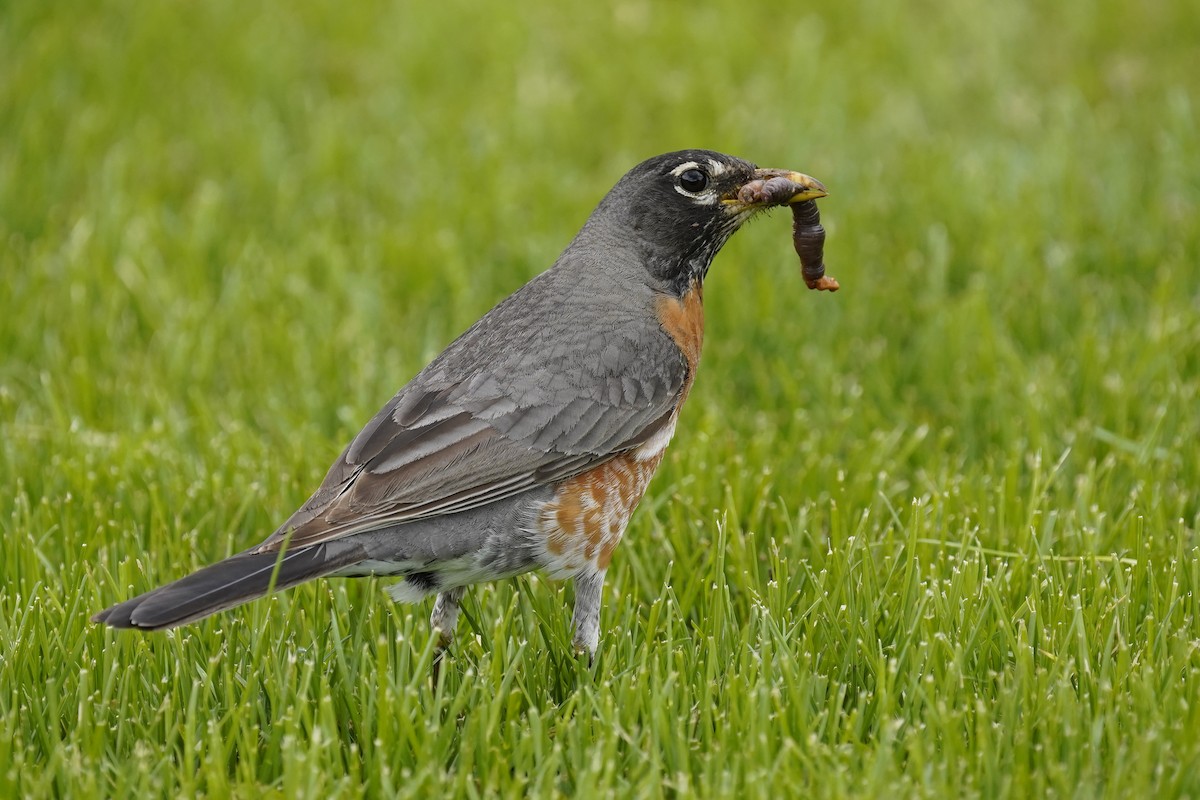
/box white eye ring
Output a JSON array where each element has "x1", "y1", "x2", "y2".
[{"x1": 670, "y1": 161, "x2": 717, "y2": 202}]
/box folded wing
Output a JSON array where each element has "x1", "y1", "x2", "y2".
[{"x1": 254, "y1": 278, "x2": 686, "y2": 553}]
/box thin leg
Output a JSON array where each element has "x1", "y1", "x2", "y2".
[
  {"x1": 430, "y1": 586, "x2": 466, "y2": 649},
  {"x1": 571, "y1": 570, "x2": 606, "y2": 664},
  {"x1": 430, "y1": 587, "x2": 465, "y2": 683}
]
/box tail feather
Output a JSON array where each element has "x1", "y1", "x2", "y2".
[{"x1": 92, "y1": 542, "x2": 364, "y2": 630}]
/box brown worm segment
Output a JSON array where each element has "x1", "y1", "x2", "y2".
[
  {"x1": 791, "y1": 200, "x2": 839, "y2": 292},
  {"x1": 736, "y1": 176, "x2": 802, "y2": 206}
]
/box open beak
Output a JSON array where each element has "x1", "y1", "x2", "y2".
[{"x1": 723, "y1": 168, "x2": 828, "y2": 208}]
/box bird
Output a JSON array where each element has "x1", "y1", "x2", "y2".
[{"x1": 92, "y1": 150, "x2": 828, "y2": 663}]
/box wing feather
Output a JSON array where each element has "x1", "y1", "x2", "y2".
[{"x1": 254, "y1": 271, "x2": 690, "y2": 554}]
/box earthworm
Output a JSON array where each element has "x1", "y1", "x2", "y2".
[
  {"x1": 736, "y1": 176, "x2": 802, "y2": 206},
  {"x1": 791, "y1": 200, "x2": 839, "y2": 292}
]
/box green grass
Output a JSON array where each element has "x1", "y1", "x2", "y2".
[{"x1": 3, "y1": 0, "x2": 1200, "y2": 796}]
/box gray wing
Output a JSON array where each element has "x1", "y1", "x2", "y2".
[{"x1": 255, "y1": 271, "x2": 686, "y2": 553}]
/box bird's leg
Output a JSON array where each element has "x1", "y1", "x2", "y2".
[
  {"x1": 430, "y1": 586, "x2": 465, "y2": 682},
  {"x1": 430, "y1": 587, "x2": 465, "y2": 647},
  {"x1": 571, "y1": 570, "x2": 605, "y2": 664}
]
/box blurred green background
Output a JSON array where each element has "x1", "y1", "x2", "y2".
[{"x1": 2, "y1": 0, "x2": 1199, "y2": 797}]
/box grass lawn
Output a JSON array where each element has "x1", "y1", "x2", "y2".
[{"x1": 3, "y1": 0, "x2": 1199, "y2": 796}]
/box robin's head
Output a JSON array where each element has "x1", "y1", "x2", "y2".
[{"x1": 583, "y1": 149, "x2": 827, "y2": 294}]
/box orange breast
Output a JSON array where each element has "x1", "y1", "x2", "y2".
[{"x1": 654, "y1": 281, "x2": 705, "y2": 401}]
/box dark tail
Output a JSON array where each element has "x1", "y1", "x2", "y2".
[{"x1": 92, "y1": 542, "x2": 364, "y2": 630}]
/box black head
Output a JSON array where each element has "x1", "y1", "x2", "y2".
[{"x1": 586, "y1": 149, "x2": 827, "y2": 294}]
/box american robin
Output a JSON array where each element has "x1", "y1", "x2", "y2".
[{"x1": 92, "y1": 150, "x2": 828, "y2": 662}]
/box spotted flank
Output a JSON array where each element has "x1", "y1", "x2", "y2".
[{"x1": 536, "y1": 435, "x2": 671, "y2": 578}]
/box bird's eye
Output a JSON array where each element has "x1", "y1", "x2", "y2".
[{"x1": 678, "y1": 168, "x2": 709, "y2": 194}]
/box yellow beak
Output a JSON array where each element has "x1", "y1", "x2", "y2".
[
  {"x1": 723, "y1": 168, "x2": 828, "y2": 207},
  {"x1": 770, "y1": 170, "x2": 828, "y2": 203}
]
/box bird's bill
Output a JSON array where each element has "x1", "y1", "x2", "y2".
[
  {"x1": 771, "y1": 170, "x2": 828, "y2": 203},
  {"x1": 722, "y1": 169, "x2": 828, "y2": 209}
]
